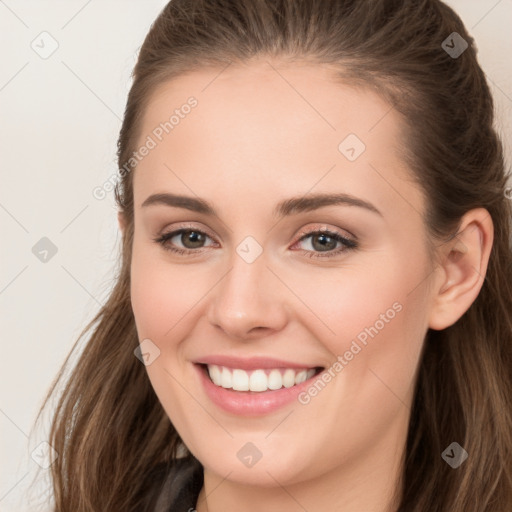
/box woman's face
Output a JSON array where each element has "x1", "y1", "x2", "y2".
[{"x1": 129, "y1": 60, "x2": 438, "y2": 491}]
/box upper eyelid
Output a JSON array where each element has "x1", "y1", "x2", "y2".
[
  {"x1": 296, "y1": 225, "x2": 356, "y2": 241},
  {"x1": 158, "y1": 224, "x2": 355, "y2": 246},
  {"x1": 160, "y1": 222, "x2": 218, "y2": 240}
]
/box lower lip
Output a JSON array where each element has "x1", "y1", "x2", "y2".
[{"x1": 195, "y1": 364, "x2": 321, "y2": 416}]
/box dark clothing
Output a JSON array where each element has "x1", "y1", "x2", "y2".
[{"x1": 141, "y1": 456, "x2": 204, "y2": 512}]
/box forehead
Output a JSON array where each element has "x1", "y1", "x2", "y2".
[
  {"x1": 142, "y1": 59, "x2": 402, "y2": 148},
  {"x1": 132, "y1": 59, "x2": 424, "y2": 224}
]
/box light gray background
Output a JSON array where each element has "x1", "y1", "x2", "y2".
[{"x1": 1, "y1": 1, "x2": 511, "y2": 510}]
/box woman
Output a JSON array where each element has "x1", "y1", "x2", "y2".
[{"x1": 37, "y1": 0, "x2": 512, "y2": 510}]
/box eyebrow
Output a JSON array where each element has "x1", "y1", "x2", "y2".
[{"x1": 141, "y1": 192, "x2": 382, "y2": 217}]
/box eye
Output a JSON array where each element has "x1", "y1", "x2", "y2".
[
  {"x1": 153, "y1": 227, "x2": 217, "y2": 255},
  {"x1": 291, "y1": 228, "x2": 358, "y2": 258},
  {"x1": 153, "y1": 225, "x2": 358, "y2": 259}
]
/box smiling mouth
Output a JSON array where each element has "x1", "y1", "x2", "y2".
[{"x1": 199, "y1": 364, "x2": 324, "y2": 393}]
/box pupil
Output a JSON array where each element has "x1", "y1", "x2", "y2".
[
  {"x1": 313, "y1": 233, "x2": 336, "y2": 251},
  {"x1": 183, "y1": 230, "x2": 204, "y2": 248},
  {"x1": 179, "y1": 231, "x2": 338, "y2": 251}
]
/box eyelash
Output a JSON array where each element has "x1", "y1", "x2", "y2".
[{"x1": 152, "y1": 225, "x2": 358, "y2": 259}]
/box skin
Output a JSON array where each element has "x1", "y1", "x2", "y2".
[{"x1": 119, "y1": 58, "x2": 493, "y2": 512}]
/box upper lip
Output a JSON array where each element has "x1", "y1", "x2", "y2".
[{"x1": 194, "y1": 355, "x2": 322, "y2": 371}]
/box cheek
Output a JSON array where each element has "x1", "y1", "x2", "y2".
[
  {"x1": 284, "y1": 249, "x2": 430, "y2": 393},
  {"x1": 127, "y1": 230, "x2": 433, "y2": 482},
  {"x1": 130, "y1": 242, "x2": 210, "y2": 340},
  {"x1": 129, "y1": 243, "x2": 213, "y2": 433},
  {"x1": 130, "y1": 235, "x2": 431, "y2": 373},
  {"x1": 276, "y1": 251, "x2": 430, "y2": 469},
  {"x1": 284, "y1": 251, "x2": 425, "y2": 338}
]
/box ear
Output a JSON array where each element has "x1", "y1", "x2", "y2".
[
  {"x1": 428, "y1": 208, "x2": 494, "y2": 331},
  {"x1": 118, "y1": 211, "x2": 127, "y2": 235}
]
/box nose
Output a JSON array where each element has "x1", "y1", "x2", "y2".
[{"x1": 206, "y1": 248, "x2": 289, "y2": 341}]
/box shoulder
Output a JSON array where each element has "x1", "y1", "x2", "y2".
[{"x1": 140, "y1": 455, "x2": 204, "y2": 512}]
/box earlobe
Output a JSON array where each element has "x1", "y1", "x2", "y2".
[{"x1": 428, "y1": 208, "x2": 493, "y2": 331}]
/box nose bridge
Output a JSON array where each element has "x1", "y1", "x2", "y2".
[{"x1": 207, "y1": 239, "x2": 288, "y2": 339}]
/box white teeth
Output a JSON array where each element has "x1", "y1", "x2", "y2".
[
  {"x1": 206, "y1": 365, "x2": 319, "y2": 392},
  {"x1": 249, "y1": 369, "x2": 268, "y2": 392},
  {"x1": 232, "y1": 369, "x2": 249, "y2": 391},
  {"x1": 295, "y1": 370, "x2": 307, "y2": 384},
  {"x1": 221, "y1": 366, "x2": 232, "y2": 388},
  {"x1": 267, "y1": 369, "x2": 282, "y2": 390},
  {"x1": 209, "y1": 364, "x2": 222, "y2": 385},
  {"x1": 282, "y1": 369, "x2": 296, "y2": 388},
  {"x1": 306, "y1": 368, "x2": 316, "y2": 380}
]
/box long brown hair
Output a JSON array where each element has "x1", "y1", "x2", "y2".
[{"x1": 36, "y1": 0, "x2": 512, "y2": 510}]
